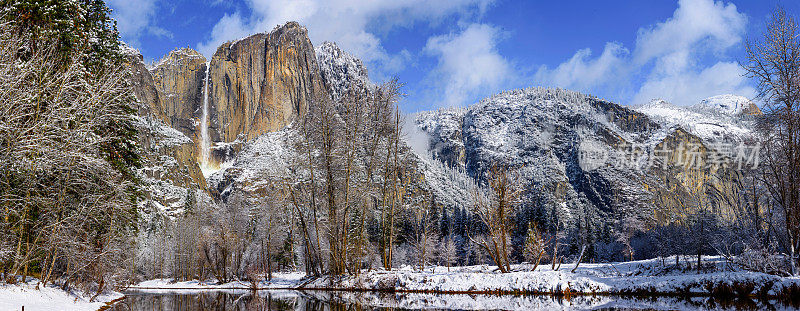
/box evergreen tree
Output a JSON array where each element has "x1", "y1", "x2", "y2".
[
  {"x1": 2, "y1": 0, "x2": 139, "y2": 176},
  {"x1": 0, "y1": 0, "x2": 140, "y2": 293},
  {"x1": 2, "y1": 0, "x2": 123, "y2": 69},
  {"x1": 440, "y1": 206, "x2": 450, "y2": 238}
]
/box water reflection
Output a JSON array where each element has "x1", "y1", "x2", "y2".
[
  {"x1": 110, "y1": 289, "x2": 799, "y2": 311},
  {"x1": 112, "y1": 290, "x2": 321, "y2": 311}
]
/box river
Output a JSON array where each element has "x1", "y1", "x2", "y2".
[{"x1": 108, "y1": 289, "x2": 798, "y2": 310}]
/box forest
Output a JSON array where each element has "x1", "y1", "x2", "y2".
[{"x1": 1, "y1": 0, "x2": 800, "y2": 299}]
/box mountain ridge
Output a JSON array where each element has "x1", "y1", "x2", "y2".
[{"x1": 125, "y1": 22, "x2": 758, "y2": 245}]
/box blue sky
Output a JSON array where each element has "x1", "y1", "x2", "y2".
[{"x1": 108, "y1": 0, "x2": 799, "y2": 112}]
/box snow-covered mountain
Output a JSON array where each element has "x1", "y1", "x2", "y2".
[
  {"x1": 413, "y1": 88, "x2": 758, "y2": 233},
  {"x1": 697, "y1": 94, "x2": 760, "y2": 116},
  {"x1": 125, "y1": 22, "x2": 327, "y2": 216},
  {"x1": 634, "y1": 96, "x2": 757, "y2": 144},
  {"x1": 315, "y1": 41, "x2": 371, "y2": 101},
  {"x1": 126, "y1": 21, "x2": 760, "y2": 240},
  {"x1": 416, "y1": 89, "x2": 654, "y2": 228}
]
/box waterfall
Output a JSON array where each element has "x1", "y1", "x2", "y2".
[{"x1": 200, "y1": 63, "x2": 211, "y2": 172}]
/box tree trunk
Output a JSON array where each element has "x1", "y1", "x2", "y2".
[
  {"x1": 697, "y1": 249, "x2": 702, "y2": 274},
  {"x1": 267, "y1": 243, "x2": 273, "y2": 281},
  {"x1": 551, "y1": 241, "x2": 559, "y2": 270},
  {"x1": 571, "y1": 245, "x2": 587, "y2": 273},
  {"x1": 791, "y1": 237, "x2": 798, "y2": 276}
]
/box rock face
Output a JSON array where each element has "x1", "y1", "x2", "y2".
[
  {"x1": 124, "y1": 20, "x2": 757, "y2": 233},
  {"x1": 132, "y1": 22, "x2": 326, "y2": 173},
  {"x1": 206, "y1": 40, "x2": 373, "y2": 200},
  {"x1": 124, "y1": 47, "x2": 207, "y2": 215},
  {"x1": 125, "y1": 48, "x2": 163, "y2": 119},
  {"x1": 414, "y1": 87, "x2": 753, "y2": 233},
  {"x1": 149, "y1": 48, "x2": 207, "y2": 147},
  {"x1": 646, "y1": 127, "x2": 739, "y2": 222},
  {"x1": 123, "y1": 21, "x2": 332, "y2": 210},
  {"x1": 207, "y1": 22, "x2": 326, "y2": 153}
]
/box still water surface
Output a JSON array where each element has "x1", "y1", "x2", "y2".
[{"x1": 110, "y1": 289, "x2": 798, "y2": 310}]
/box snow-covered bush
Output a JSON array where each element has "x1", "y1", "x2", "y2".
[{"x1": 734, "y1": 246, "x2": 792, "y2": 276}]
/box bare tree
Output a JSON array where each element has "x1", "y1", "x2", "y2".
[
  {"x1": 742, "y1": 7, "x2": 800, "y2": 274},
  {"x1": 291, "y1": 77, "x2": 405, "y2": 275},
  {"x1": 470, "y1": 164, "x2": 523, "y2": 273},
  {"x1": 0, "y1": 24, "x2": 138, "y2": 293},
  {"x1": 251, "y1": 198, "x2": 288, "y2": 281},
  {"x1": 409, "y1": 202, "x2": 438, "y2": 272},
  {"x1": 377, "y1": 83, "x2": 406, "y2": 271},
  {"x1": 440, "y1": 236, "x2": 458, "y2": 272},
  {"x1": 523, "y1": 222, "x2": 550, "y2": 271},
  {"x1": 614, "y1": 215, "x2": 645, "y2": 262}
]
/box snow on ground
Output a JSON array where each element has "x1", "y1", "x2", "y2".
[
  {"x1": 307, "y1": 257, "x2": 799, "y2": 295},
  {"x1": 0, "y1": 279, "x2": 122, "y2": 311},
  {"x1": 697, "y1": 94, "x2": 756, "y2": 115},
  {"x1": 128, "y1": 257, "x2": 800, "y2": 298},
  {"x1": 635, "y1": 98, "x2": 755, "y2": 143},
  {"x1": 129, "y1": 272, "x2": 307, "y2": 291}
]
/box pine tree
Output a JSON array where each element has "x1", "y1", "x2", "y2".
[
  {"x1": 440, "y1": 207, "x2": 451, "y2": 238},
  {"x1": 0, "y1": 0, "x2": 140, "y2": 293},
  {"x1": 2, "y1": 0, "x2": 140, "y2": 176},
  {"x1": 2, "y1": 0, "x2": 123, "y2": 69}
]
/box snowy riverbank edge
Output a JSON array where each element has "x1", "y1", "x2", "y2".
[
  {"x1": 128, "y1": 257, "x2": 800, "y2": 299},
  {"x1": 0, "y1": 279, "x2": 123, "y2": 311}
]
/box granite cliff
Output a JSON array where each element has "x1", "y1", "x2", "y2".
[
  {"x1": 150, "y1": 47, "x2": 207, "y2": 146},
  {"x1": 123, "y1": 22, "x2": 329, "y2": 212},
  {"x1": 206, "y1": 22, "x2": 327, "y2": 164},
  {"x1": 125, "y1": 49, "x2": 206, "y2": 215},
  {"x1": 123, "y1": 20, "x2": 759, "y2": 236}
]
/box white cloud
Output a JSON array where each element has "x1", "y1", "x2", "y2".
[
  {"x1": 108, "y1": 0, "x2": 171, "y2": 47},
  {"x1": 535, "y1": 0, "x2": 753, "y2": 106},
  {"x1": 633, "y1": 61, "x2": 755, "y2": 106},
  {"x1": 424, "y1": 23, "x2": 511, "y2": 107},
  {"x1": 197, "y1": 0, "x2": 493, "y2": 78},
  {"x1": 633, "y1": 0, "x2": 745, "y2": 65},
  {"x1": 198, "y1": 13, "x2": 251, "y2": 56},
  {"x1": 534, "y1": 42, "x2": 629, "y2": 92}
]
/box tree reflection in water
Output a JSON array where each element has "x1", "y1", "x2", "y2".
[{"x1": 110, "y1": 290, "x2": 800, "y2": 311}]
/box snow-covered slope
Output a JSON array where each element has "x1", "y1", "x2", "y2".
[
  {"x1": 634, "y1": 96, "x2": 757, "y2": 143},
  {"x1": 315, "y1": 41, "x2": 371, "y2": 101},
  {"x1": 412, "y1": 87, "x2": 755, "y2": 242},
  {"x1": 697, "y1": 94, "x2": 759, "y2": 115},
  {"x1": 208, "y1": 128, "x2": 296, "y2": 198},
  {"x1": 208, "y1": 40, "x2": 753, "y2": 246}
]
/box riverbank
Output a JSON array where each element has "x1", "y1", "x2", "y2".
[
  {"x1": 130, "y1": 272, "x2": 307, "y2": 292},
  {"x1": 306, "y1": 257, "x2": 800, "y2": 299},
  {"x1": 127, "y1": 256, "x2": 800, "y2": 299},
  {"x1": 0, "y1": 278, "x2": 122, "y2": 311},
  {"x1": 116, "y1": 288, "x2": 799, "y2": 310}
]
